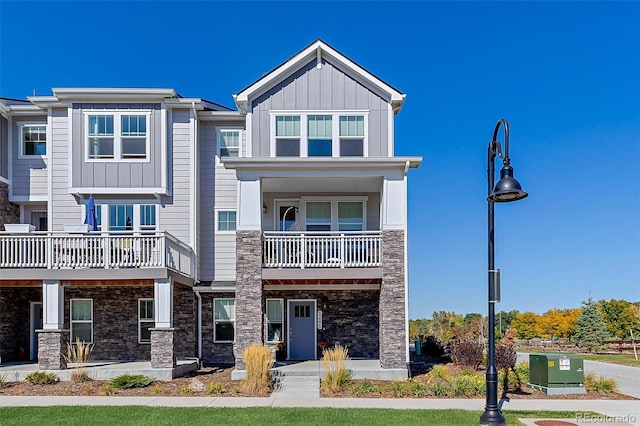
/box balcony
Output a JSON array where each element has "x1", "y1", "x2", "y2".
[
  {"x1": 0, "y1": 231, "x2": 194, "y2": 281},
  {"x1": 263, "y1": 231, "x2": 381, "y2": 269}
]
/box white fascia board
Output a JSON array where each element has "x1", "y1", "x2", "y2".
[
  {"x1": 197, "y1": 110, "x2": 244, "y2": 121},
  {"x1": 222, "y1": 156, "x2": 422, "y2": 171},
  {"x1": 7, "y1": 104, "x2": 49, "y2": 114},
  {"x1": 234, "y1": 40, "x2": 406, "y2": 112},
  {"x1": 165, "y1": 98, "x2": 204, "y2": 109},
  {"x1": 68, "y1": 187, "x2": 168, "y2": 195},
  {"x1": 51, "y1": 88, "x2": 177, "y2": 100}
]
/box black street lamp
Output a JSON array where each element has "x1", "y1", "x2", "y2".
[{"x1": 481, "y1": 118, "x2": 527, "y2": 426}]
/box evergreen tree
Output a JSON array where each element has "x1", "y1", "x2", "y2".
[{"x1": 573, "y1": 297, "x2": 610, "y2": 351}]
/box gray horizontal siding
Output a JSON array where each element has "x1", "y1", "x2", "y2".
[
  {"x1": 10, "y1": 116, "x2": 47, "y2": 198},
  {"x1": 250, "y1": 58, "x2": 389, "y2": 158}
]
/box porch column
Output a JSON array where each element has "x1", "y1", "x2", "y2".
[
  {"x1": 151, "y1": 277, "x2": 176, "y2": 368},
  {"x1": 37, "y1": 280, "x2": 68, "y2": 370},
  {"x1": 379, "y1": 230, "x2": 407, "y2": 369},
  {"x1": 234, "y1": 231, "x2": 263, "y2": 370}
]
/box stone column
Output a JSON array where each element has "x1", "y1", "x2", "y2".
[
  {"x1": 379, "y1": 230, "x2": 407, "y2": 369},
  {"x1": 233, "y1": 230, "x2": 263, "y2": 370},
  {"x1": 37, "y1": 329, "x2": 69, "y2": 370},
  {"x1": 150, "y1": 328, "x2": 176, "y2": 368},
  {"x1": 0, "y1": 181, "x2": 20, "y2": 228}
]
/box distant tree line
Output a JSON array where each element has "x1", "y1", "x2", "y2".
[{"x1": 410, "y1": 298, "x2": 640, "y2": 351}]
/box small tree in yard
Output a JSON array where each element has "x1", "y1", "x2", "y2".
[
  {"x1": 495, "y1": 328, "x2": 518, "y2": 396},
  {"x1": 573, "y1": 297, "x2": 610, "y2": 352}
]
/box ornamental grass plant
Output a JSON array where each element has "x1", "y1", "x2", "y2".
[
  {"x1": 64, "y1": 337, "x2": 94, "y2": 383},
  {"x1": 242, "y1": 343, "x2": 274, "y2": 395},
  {"x1": 321, "y1": 344, "x2": 351, "y2": 392}
]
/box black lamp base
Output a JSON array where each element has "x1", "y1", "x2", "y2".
[{"x1": 480, "y1": 408, "x2": 505, "y2": 426}]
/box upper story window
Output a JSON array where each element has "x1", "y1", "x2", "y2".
[
  {"x1": 90, "y1": 203, "x2": 157, "y2": 232},
  {"x1": 86, "y1": 112, "x2": 150, "y2": 161},
  {"x1": 218, "y1": 129, "x2": 241, "y2": 158},
  {"x1": 217, "y1": 210, "x2": 237, "y2": 232},
  {"x1": 303, "y1": 199, "x2": 366, "y2": 232},
  {"x1": 275, "y1": 116, "x2": 300, "y2": 156},
  {"x1": 272, "y1": 112, "x2": 367, "y2": 158},
  {"x1": 20, "y1": 124, "x2": 46, "y2": 157}
]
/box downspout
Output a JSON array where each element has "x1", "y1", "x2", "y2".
[
  {"x1": 403, "y1": 160, "x2": 410, "y2": 365},
  {"x1": 195, "y1": 288, "x2": 202, "y2": 360}
]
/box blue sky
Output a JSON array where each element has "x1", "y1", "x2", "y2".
[{"x1": 1, "y1": 1, "x2": 638, "y2": 318}]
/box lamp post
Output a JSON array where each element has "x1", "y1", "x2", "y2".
[{"x1": 481, "y1": 118, "x2": 527, "y2": 426}]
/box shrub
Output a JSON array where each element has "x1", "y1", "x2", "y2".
[
  {"x1": 584, "y1": 372, "x2": 618, "y2": 394},
  {"x1": 99, "y1": 384, "x2": 115, "y2": 395},
  {"x1": 430, "y1": 381, "x2": 452, "y2": 397},
  {"x1": 349, "y1": 380, "x2": 381, "y2": 396},
  {"x1": 152, "y1": 384, "x2": 162, "y2": 394},
  {"x1": 390, "y1": 380, "x2": 411, "y2": 397},
  {"x1": 450, "y1": 340, "x2": 484, "y2": 370},
  {"x1": 421, "y1": 335, "x2": 448, "y2": 359},
  {"x1": 242, "y1": 343, "x2": 274, "y2": 394},
  {"x1": 109, "y1": 374, "x2": 154, "y2": 389},
  {"x1": 25, "y1": 371, "x2": 58, "y2": 385},
  {"x1": 429, "y1": 364, "x2": 451, "y2": 380},
  {"x1": 321, "y1": 344, "x2": 351, "y2": 393},
  {"x1": 206, "y1": 382, "x2": 224, "y2": 394},
  {"x1": 0, "y1": 373, "x2": 6, "y2": 389},
  {"x1": 181, "y1": 386, "x2": 192, "y2": 395},
  {"x1": 495, "y1": 344, "x2": 516, "y2": 372}
]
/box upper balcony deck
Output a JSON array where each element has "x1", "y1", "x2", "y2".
[{"x1": 0, "y1": 230, "x2": 194, "y2": 282}]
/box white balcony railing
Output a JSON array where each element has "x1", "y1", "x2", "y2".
[
  {"x1": 262, "y1": 231, "x2": 381, "y2": 269},
  {"x1": 0, "y1": 231, "x2": 194, "y2": 277}
]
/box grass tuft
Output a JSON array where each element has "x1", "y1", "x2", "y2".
[
  {"x1": 583, "y1": 371, "x2": 618, "y2": 394},
  {"x1": 25, "y1": 371, "x2": 58, "y2": 385},
  {"x1": 321, "y1": 344, "x2": 351, "y2": 392},
  {"x1": 206, "y1": 382, "x2": 224, "y2": 394},
  {"x1": 109, "y1": 374, "x2": 154, "y2": 389},
  {"x1": 242, "y1": 343, "x2": 274, "y2": 395},
  {"x1": 64, "y1": 337, "x2": 94, "y2": 383}
]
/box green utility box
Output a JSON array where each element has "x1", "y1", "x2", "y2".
[{"x1": 527, "y1": 353, "x2": 586, "y2": 395}]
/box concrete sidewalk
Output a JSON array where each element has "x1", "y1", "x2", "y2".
[{"x1": 1, "y1": 395, "x2": 638, "y2": 425}]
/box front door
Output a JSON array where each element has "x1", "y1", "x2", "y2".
[
  {"x1": 288, "y1": 300, "x2": 316, "y2": 360},
  {"x1": 30, "y1": 302, "x2": 43, "y2": 360}
]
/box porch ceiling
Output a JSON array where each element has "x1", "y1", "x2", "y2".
[
  {"x1": 262, "y1": 176, "x2": 381, "y2": 193},
  {"x1": 262, "y1": 267, "x2": 382, "y2": 281}
]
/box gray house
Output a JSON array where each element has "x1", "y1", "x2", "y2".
[{"x1": 0, "y1": 40, "x2": 421, "y2": 379}]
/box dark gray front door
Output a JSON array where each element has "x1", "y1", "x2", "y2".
[{"x1": 288, "y1": 301, "x2": 316, "y2": 359}]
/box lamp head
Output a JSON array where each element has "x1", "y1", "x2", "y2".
[{"x1": 488, "y1": 165, "x2": 528, "y2": 203}]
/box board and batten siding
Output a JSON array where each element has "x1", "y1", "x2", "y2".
[
  {"x1": 51, "y1": 108, "x2": 84, "y2": 231},
  {"x1": 1, "y1": 116, "x2": 8, "y2": 179},
  {"x1": 10, "y1": 116, "x2": 48, "y2": 198},
  {"x1": 71, "y1": 104, "x2": 163, "y2": 189},
  {"x1": 250, "y1": 58, "x2": 390, "y2": 158}
]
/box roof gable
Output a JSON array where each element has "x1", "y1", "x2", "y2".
[{"x1": 233, "y1": 39, "x2": 406, "y2": 114}]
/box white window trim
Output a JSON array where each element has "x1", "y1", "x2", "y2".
[
  {"x1": 138, "y1": 298, "x2": 154, "y2": 344},
  {"x1": 266, "y1": 298, "x2": 284, "y2": 343},
  {"x1": 300, "y1": 196, "x2": 368, "y2": 231},
  {"x1": 216, "y1": 127, "x2": 243, "y2": 163},
  {"x1": 214, "y1": 298, "x2": 235, "y2": 343},
  {"x1": 70, "y1": 298, "x2": 93, "y2": 344},
  {"x1": 18, "y1": 121, "x2": 47, "y2": 159},
  {"x1": 83, "y1": 111, "x2": 152, "y2": 162},
  {"x1": 269, "y1": 111, "x2": 368, "y2": 158},
  {"x1": 215, "y1": 209, "x2": 237, "y2": 234}
]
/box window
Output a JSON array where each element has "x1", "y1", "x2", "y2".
[
  {"x1": 305, "y1": 202, "x2": 331, "y2": 231},
  {"x1": 266, "y1": 299, "x2": 284, "y2": 343},
  {"x1": 275, "y1": 115, "x2": 300, "y2": 156},
  {"x1": 21, "y1": 125, "x2": 46, "y2": 156},
  {"x1": 214, "y1": 298, "x2": 235, "y2": 342},
  {"x1": 121, "y1": 115, "x2": 147, "y2": 158},
  {"x1": 307, "y1": 115, "x2": 332, "y2": 157},
  {"x1": 139, "y1": 205, "x2": 157, "y2": 232},
  {"x1": 339, "y1": 116, "x2": 364, "y2": 156},
  {"x1": 138, "y1": 299, "x2": 154, "y2": 343},
  {"x1": 70, "y1": 299, "x2": 93, "y2": 344},
  {"x1": 303, "y1": 199, "x2": 366, "y2": 232},
  {"x1": 272, "y1": 112, "x2": 366, "y2": 157},
  {"x1": 217, "y1": 211, "x2": 236, "y2": 232},
  {"x1": 218, "y1": 129, "x2": 240, "y2": 158},
  {"x1": 93, "y1": 204, "x2": 156, "y2": 232},
  {"x1": 109, "y1": 205, "x2": 134, "y2": 231},
  {"x1": 338, "y1": 202, "x2": 364, "y2": 231},
  {"x1": 86, "y1": 112, "x2": 149, "y2": 160}
]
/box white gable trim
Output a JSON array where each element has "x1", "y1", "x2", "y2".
[{"x1": 233, "y1": 40, "x2": 406, "y2": 114}]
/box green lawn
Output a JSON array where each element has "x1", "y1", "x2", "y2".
[
  {"x1": 580, "y1": 353, "x2": 640, "y2": 367},
  {"x1": 0, "y1": 407, "x2": 584, "y2": 426}
]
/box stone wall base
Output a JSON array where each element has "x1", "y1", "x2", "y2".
[
  {"x1": 150, "y1": 328, "x2": 176, "y2": 368},
  {"x1": 37, "y1": 330, "x2": 69, "y2": 370}
]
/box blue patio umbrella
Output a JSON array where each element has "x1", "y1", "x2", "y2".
[{"x1": 84, "y1": 195, "x2": 98, "y2": 231}]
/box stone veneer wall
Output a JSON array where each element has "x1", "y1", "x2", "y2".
[
  {"x1": 64, "y1": 285, "x2": 154, "y2": 360},
  {"x1": 172, "y1": 282, "x2": 196, "y2": 358},
  {"x1": 0, "y1": 182, "x2": 20, "y2": 229},
  {"x1": 200, "y1": 292, "x2": 235, "y2": 365},
  {"x1": 379, "y1": 230, "x2": 407, "y2": 368},
  {"x1": 264, "y1": 289, "x2": 380, "y2": 358},
  {"x1": 0, "y1": 287, "x2": 42, "y2": 361},
  {"x1": 234, "y1": 231, "x2": 263, "y2": 369}
]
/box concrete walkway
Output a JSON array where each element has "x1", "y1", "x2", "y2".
[{"x1": 0, "y1": 395, "x2": 638, "y2": 424}]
